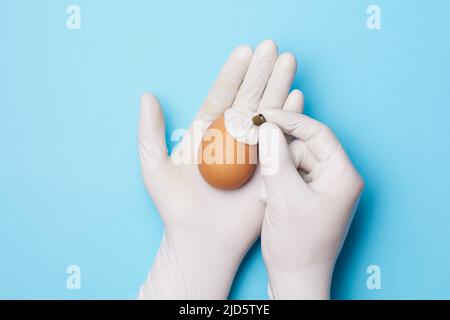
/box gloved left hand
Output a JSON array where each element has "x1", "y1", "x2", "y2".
[{"x1": 138, "y1": 40, "x2": 302, "y2": 299}]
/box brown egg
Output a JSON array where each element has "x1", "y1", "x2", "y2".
[{"x1": 198, "y1": 115, "x2": 257, "y2": 190}]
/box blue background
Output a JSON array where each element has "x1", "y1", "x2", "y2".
[{"x1": 1, "y1": 0, "x2": 449, "y2": 299}]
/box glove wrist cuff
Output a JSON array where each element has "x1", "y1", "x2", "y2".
[
  {"x1": 139, "y1": 232, "x2": 241, "y2": 299},
  {"x1": 266, "y1": 263, "x2": 333, "y2": 300}
]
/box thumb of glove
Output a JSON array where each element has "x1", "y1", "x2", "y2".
[
  {"x1": 138, "y1": 93, "x2": 168, "y2": 169},
  {"x1": 258, "y1": 122, "x2": 307, "y2": 199}
]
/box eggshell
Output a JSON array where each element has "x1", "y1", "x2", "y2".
[{"x1": 198, "y1": 115, "x2": 257, "y2": 190}]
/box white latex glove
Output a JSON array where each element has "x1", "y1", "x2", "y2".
[
  {"x1": 138, "y1": 40, "x2": 304, "y2": 299},
  {"x1": 258, "y1": 109, "x2": 364, "y2": 300}
]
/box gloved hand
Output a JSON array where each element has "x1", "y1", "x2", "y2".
[
  {"x1": 258, "y1": 109, "x2": 364, "y2": 300},
  {"x1": 138, "y1": 40, "x2": 303, "y2": 299}
]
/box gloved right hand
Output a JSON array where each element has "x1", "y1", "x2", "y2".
[{"x1": 258, "y1": 109, "x2": 364, "y2": 300}]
